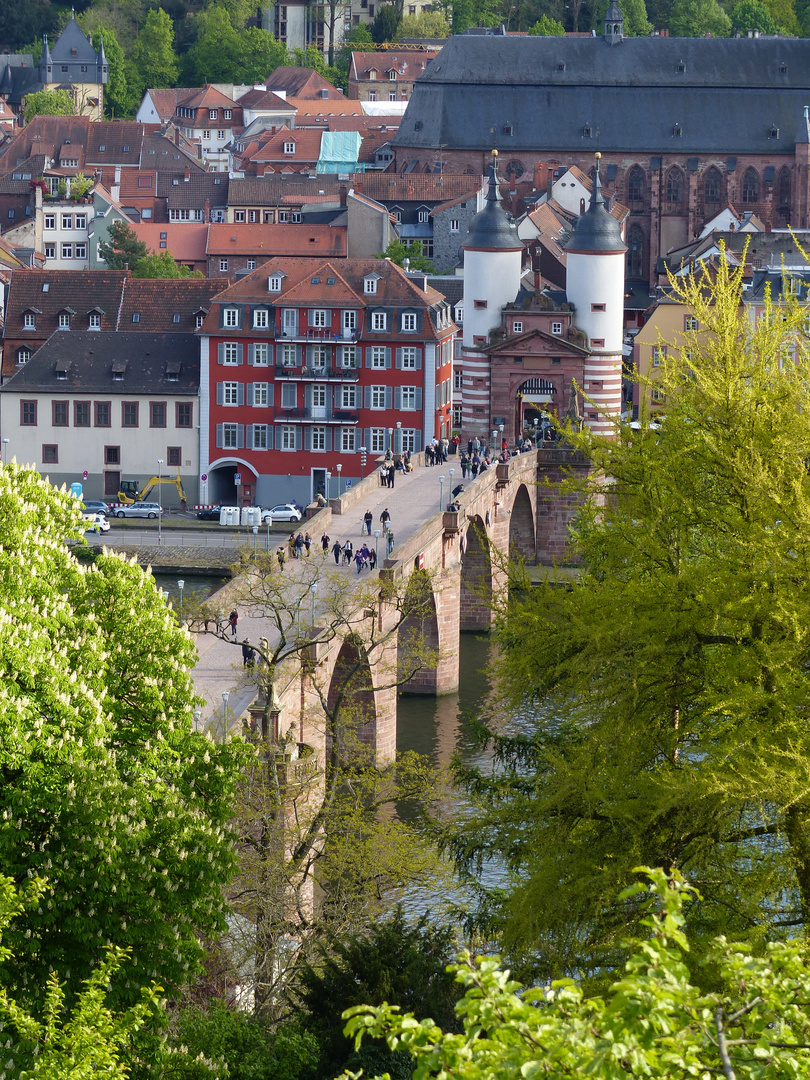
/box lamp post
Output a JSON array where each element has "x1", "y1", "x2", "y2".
[
  {"x1": 374, "y1": 528, "x2": 380, "y2": 565},
  {"x1": 360, "y1": 445, "x2": 367, "y2": 478},
  {"x1": 388, "y1": 427, "x2": 394, "y2": 453},
  {"x1": 336, "y1": 463, "x2": 342, "y2": 497},
  {"x1": 449, "y1": 467, "x2": 454, "y2": 497},
  {"x1": 221, "y1": 690, "x2": 229, "y2": 742},
  {"x1": 193, "y1": 708, "x2": 201, "y2": 732},
  {"x1": 533, "y1": 417, "x2": 539, "y2": 444},
  {"x1": 157, "y1": 458, "x2": 163, "y2": 545},
  {"x1": 499, "y1": 422, "x2": 504, "y2": 447},
  {"x1": 326, "y1": 471, "x2": 332, "y2": 501},
  {"x1": 396, "y1": 421, "x2": 401, "y2": 454},
  {"x1": 177, "y1": 579, "x2": 184, "y2": 621},
  {"x1": 252, "y1": 524, "x2": 258, "y2": 557},
  {"x1": 1, "y1": 438, "x2": 8, "y2": 462},
  {"x1": 439, "y1": 474, "x2": 445, "y2": 512},
  {"x1": 311, "y1": 581, "x2": 317, "y2": 626},
  {"x1": 266, "y1": 517, "x2": 271, "y2": 551}
]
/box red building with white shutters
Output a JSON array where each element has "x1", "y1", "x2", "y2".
[{"x1": 199, "y1": 257, "x2": 455, "y2": 508}]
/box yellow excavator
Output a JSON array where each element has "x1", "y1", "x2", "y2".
[{"x1": 118, "y1": 474, "x2": 187, "y2": 511}]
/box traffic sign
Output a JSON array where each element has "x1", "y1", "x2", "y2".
[
  {"x1": 200, "y1": 473, "x2": 207, "y2": 482},
  {"x1": 234, "y1": 473, "x2": 242, "y2": 484},
  {"x1": 82, "y1": 470, "x2": 88, "y2": 479}
]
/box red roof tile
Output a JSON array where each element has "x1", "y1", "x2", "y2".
[{"x1": 205, "y1": 222, "x2": 346, "y2": 257}]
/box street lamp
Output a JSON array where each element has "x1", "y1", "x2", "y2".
[
  {"x1": 1, "y1": 438, "x2": 8, "y2": 462},
  {"x1": 439, "y1": 474, "x2": 445, "y2": 512},
  {"x1": 177, "y1": 579, "x2": 184, "y2": 621},
  {"x1": 193, "y1": 708, "x2": 201, "y2": 732},
  {"x1": 252, "y1": 524, "x2": 258, "y2": 557},
  {"x1": 396, "y1": 421, "x2": 401, "y2": 454},
  {"x1": 388, "y1": 427, "x2": 394, "y2": 453},
  {"x1": 221, "y1": 690, "x2": 229, "y2": 742},
  {"x1": 374, "y1": 528, "x2": 380, "y2": 565},
  {"x1": 311, "y1": 581, "x2": 317, "y2": 626},
  {"x1": 449, "y1": 467, "x2": 455, "y2": 496},
  {"x1": 157, "y1": 458, "x2": 163, "y2": 545},
  {"x1": 326, "y1": 471, "x2": 332, "y2": 500},
  {"x1": 360, "y1": 445, "x2": 367, "y2": 478},
  {"x1": 336, "y1": 462, "x2": 342, "y2": 497}
]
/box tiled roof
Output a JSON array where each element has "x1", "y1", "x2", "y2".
[
  {"x1": 138, "y1": 132, "x2": 205, "y2": 170},
  {"x1": 5, "y1": 269, "x2": 128, "y2": 341},
  {"x1": 157, "y1": 172, "x2": 229, "y2": 207},
  {"x1": 351, "y1": 173, "x2": 479, "y2": 202},
  {"x1": 0, "y1": 155, "x2": 48, "y2": 193},
  {"x1": 86, "y1": 122, "x2": 144, "y2": 165},
  {"x1": 206, "y1": 222, "x2": 346, "y2": 257},
  {"x1": 0, "y1": 115, "x2": 91, "y2": 167},
  {"x1": 0, "y1": 331, "x2": 199, "y2": 395},
  {"x1": 324, "y1": 115, "x2": 401, "y2": 134},
  {"x1": 249, "y1": 128, "x2": 323, "y2": 162},
  {"x1": 143, "y1": 89, "x2": 199, "y2": 122},
  {"x1": 236, "y1": 88, "x2": 294, "y2": 110},
  {"x1": 264, "y1": 67, "x2": 347, "y2": 100},
  {"x1": 430, "y1": 183, "x2": 484, "y2": 214},
  {"x1": 228, "y1": 176, "x2": 343, "y2": 205},
  {"x1": 181, "y1": 85, "x2": 236, "y2": 111},
  {"x1": 118, "y1": 278, "x2": 221, "y2": 331},
  {"x1": 287, "y1": 98, "x2": 364, "y2": 116},
  {"x1": 350, "y1": 50, "x2": 439, "y2": 79},
  {"x1": 131, "y1": 223, "x2": 209, "y2": 263}
]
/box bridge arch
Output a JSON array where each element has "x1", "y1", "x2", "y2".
[
  {"x1": 326, "y1": 633, "x2": 378, "y2": 762},
  {"x1": 508, "y1": 483, "x2": 536, "y2": 564},
  {"x1": 398, "y1": 568, "x2": 441, "y2": 694},
  {"x1": 460, "y1": 515, "x2": 493, "y2": 631}
]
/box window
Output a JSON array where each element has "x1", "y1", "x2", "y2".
[
  {"x1": 402, "y1": 312, "x2": 417, "y2": 332},
  {"x1": 312, "y1": 309, "x2": 328, "y2": 328},
  {"x1": 14, "y1": 346, "x2": 27, "y2": 365},
  {"x1": 150, "y1": 402, "x2": 167, "y2": 427},
  {"x1": 75, "y1": 214, "x2": 86, "y2": 230},
  {"x1": 281, "y1": 425, "x2": 296, "y2": 450},
  {"x1": 45, "y1": 244, "x2": 56, "y2": 260},
  {"x1": 341, "y1": 346, "x2": 357, "y2": 368},
  {"x1": 74, "y1": 243, "x2": 86, "y2": 260},
  {"x1": 234, "y1": 210, "x2": 246, "y2": 224},
  {"x1": 627, "y1": 166, "x2": 645, "y2": 203},
  {"x1": 278, "y1": 210, "x2": 290, "y2": 223},
  {"x1": 369, "y1": 90, "x2": 377, "y2": 102},
  {"x1": 400, "y1": 347, "x2": 416, "y2": 369},
  {"x1": 371, "y1": 346, "x2": 387, "y2": 368},
  {"x1": 779, "y1": 167, "x2": 791, "y2": 208},
  {"x1": 450, "y1": 219, "x2": 460, "y2": 232},
  {"x1": 341, "y1": 427, "x2": 356, "y2": 451},
  {"x1": 252, "y1": 424, "x2": 269, "y2": 450},
  {"x1": 253, "y1": 342, "x2": 269, "y2": 365},
  {"x1": 742, "y1": 168, "x2": 759, "y2": 203},
  {"x1": 220, "y1": 259, "x2": 229, "y2": 272},
  {"x1": 269, "y1": 275, "x2": 282, "y2": 292},
  {"x1": 122, "y1": 402, "x2": 138, "y2": 427},
  {"x1": 341, "y1": 385, "x2": 357, "y2": 408},
  {"x1": 253, "y1": 383, "x2": 269, "y2": 406},
  {"x1": 311, "y1": 426, "x2": 326, "y2": 451},
  {"x1": 247, "y1": 258, "x2": 256, "y2": 270},
  {"x1": 74, "y1": 401, "x2": 90, "y2": 427},
  {"x1": 220, "y1": 342, "x2": 239, "y2": 365},
  {"x1": 343, "y1": 309, "x2": 357, "y2": 332},
  {"x1": 209, "y1": 109, "x2": 218, "y2": 120},
  {"x1": 389, "y1": 90, "x2": 397, "y2": 101},
  {"x1": 195, "y1": 312, "x2": 205, "y2": 329},
  {"x1": 44, "y1": 213, "x2": 55, "y2": 230},
  {"x1": 418, "y1": 209, "x2": 429, "y2": 223},
  {"x1": 21, "y1": 401, "x2": 37, "y2": 426},
  {"x1": 224, "y1": 108, "x2": 232, "y2": 120},
  {"x1": 311, "y1": 345, "x2": 328, "y2": 368},
  {"x1": 591, "y1": 338, "x2": 605, "y2": 347},
  {"x1": 453, "y1": 404, "x2": 463, "y2": 428},
  {"x1": 591, "y1": 303, "x2": 606, "y2": 312},
  {"x1": 513, "y1": 321, "x2": 523, "y2": 334},
  {"x1": 224, "y1": 307, "x2": 239, "y2": 327},
  {"x1": 401, "y1": 386, "x2": 416, "y2": 409},
  {"x1": 217, "y1": 130, "x2": 225, "y2": 140},
  {"x1": 551, "y1": 321, "x2": 563, "y2": 335},
  {"x1": 281, "y1": 343, "x2": 297, "y2": 367},
  {"x1": 88, "y1": 313, "x2": 101, "y2": 329},
  {"x1": 370, "y1": 428, "x2": 385, "y2": 453},
  {"x1": 371, "y1": 385, "x2": 386, "y2": 408},
  {"x1": 23, "y1": 312, "x2": 36, "y2": 329},
  {"x1": 42, "y1": 444, "x2": 58, "y2": 464},
  {"x1": 474, "y1": 299, "x2": 487, "y2": 309},
  {"x1": 62, "y1": 214, "x2": 72, "y2": 230},
  {"x1": 665, "y1": 168, "x2": 683, "y2": 205},
  {"x1": 684, "y1": 315, "x2": 698, "y2": 331},
  {"x1": 52, "y1": 401, "x2": 68, "y2": 426},
  {"x1": 95, "y1": 401, "x2": 111, "y2": 427},
  {"x1": 254, "y1": 308, "x2": 268, "y2": 328},
  {"x1": 263, "y1": 211, "x2": 275, "y2": 224},
  {"x1": 283, "y1": 141, "x2": 295, "y2": 154},
  {"x1": 223, "y1": 381, "x2": 239, "y2": 405},
  {"x1": 292, "y1": 211, "x2": 302, "y2": 223},
  {"x1": 364, "y1": 277, "x2": 378, "y2": 294},
  {"x1": 627, "y1": 224, "x2": 645, "y2": 280},
  {"x1": 222, "y1": 423, "x2": 238, "y2": 448},
  {"x1": 652, "y1": 345, "x2": 666, "y2": 367},
  {"x1": 58, "y1": 312, "x2": 71, "y2": 329},
  {"x1": 652, "y1": 388, "x2": 666, "y2": 403},
  {"x1": 169, "y1": 208, "x2": 204, "y2": 221},
  {"x1": 61, "y1": 244, "x2": 73, "y2": 260},
  {"x1": 372, "y1": 311, "x2": 387, "y2": 331},
  {"x1": 104, "y1": 446, "x2": 120, "y2": 466},
  {"x1": 401, "y1": 429, "x2": 416, "y2": 453},
  {"x1": 281, "y1": 384, "x2": 297, "y2": 408}
]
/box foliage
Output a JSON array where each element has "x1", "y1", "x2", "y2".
[
  {"x1": 668, "y1": 0, "x2": 731, "y2": 34},
  {"x1": 398, "y1": 10, "x2": 452, "y2": 34},
  {"x1": 762, "y1": 0, "x2": 800, "y2": 32},
  {"x1": 91, "y1": 26, "x2": 135, "y2": 117},
  {"x1": 98, "y1": 218, "x2": 149, "y2": 269},
  {"x1": 132, "y1": 250, "x2": 204, "y2": 278},
  {"x1": 0, "y1": 0, "x2": 57, "y2": 52},
  {"x1": 23, "y1": 89, "x2": 75, "y2": 123},
  {"x1": 527, "y1": 13, "x2": 566, "y2": 31},
  {"x1": 441, "y1": 249, "x2": 810, "y2": 987},
  {"x1": 370, "y1": 3, "x2": 403, "y2": 41},
  {"x1": 0, "y1": 463, "x2": 247, "y2": 1013},
  {"x1": 127, "y1": 8, "x2": 178, "y2": 101},
  {"x1": 344, "y1": 869, "x2": 810, "y2": 1079},
  {"x1": 182, "y1": 8, "x2": 287, "y2": 84},
  {"x1": 297, "y1": 907, "x2": 459, "y2": 1077},
  {"x1": 167, "y1": 999, "x2": 318, "y2": 1080},
  {"x1": 731, "y1": 0, "x2": 779, "y2": 30},
  {"x1": 186, "y1": 558, "x2": 448, "y2": 1016},
  {"x1": 591, "y1": 0, "x2": 652, "y2": 33},
  {"x1": 377, "y1": 239, "x2": 433, "y2": 272},
  {"x1": 435, "y1": 0, "x2": 499, "y2": 32}
]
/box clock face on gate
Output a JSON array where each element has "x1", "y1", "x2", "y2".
[{"x1": 506, "y1": 159, "x2": 525, "y2": 179}]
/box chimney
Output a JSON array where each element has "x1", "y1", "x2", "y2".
[
  {"x1": 184, "y1": 166, "x2": 190, "y2": 181},
  {"x1": 205, "y1": 199, "x2": 211, "y2": 221},
  {"x1": 765, "y1": 220, "x2": 772, "y2": 232},
  {"x1": 339, "y1": 183, "x2": 347, "y2": 207},
  {"x1": 547, "y1": 167, "x2": 553, "y2": 199},
  {"x1": 320, "y1": 88, "x2": 329, "y2": 99}
]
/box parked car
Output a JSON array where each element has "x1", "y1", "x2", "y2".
[
  {"x1": 82, "y1": 513, "x2": 110, "y2": 533},
  {"x1": 261, "y1": 504, "x2": 302, "y2": 523},
  {"x1": 197, "y1": 506, "x2": 222, "y2": 521},
  {"x1": 81, "y1": 500, "x2": 110, "y2": 516},
  {"x1": 114, "y1": 502, "x2": 163, "y2": 519}
]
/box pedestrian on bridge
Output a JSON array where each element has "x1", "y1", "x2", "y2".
[
  {"x1": 380, "y1": 508, "x2": 391, "y2": 535},
  {"x1": 277, "y1": 547, "x2": 286, "y2": 570},
  {"x1": 331, "y1": 539, "x2": 342, "y2": 564},
  {"x1": 228, "y1": 610, "x2": 238, "y2": 638},
  {"x1": 294, "y1": 533, "x2": 305, "y2": 558},
  {"x1": 460, "y1": 453, "x2": 469, "y2": 478},
  {"x1": 368, "y1": 547, "x2": 377, "y2": 571},
  {"x1": 304, "y1": 533, "x2": 312, "y2": 556},
  {"x1": 321, "y1": 533, "x2": 330, "y2": 555},
  {"x1": 343, "y1": 540, "x2": 353, "y2": 565},
  {"x1": 387, "y1": 466, "x2": 395, "y2": 489},
  {"x1": 363, "y1": 510, "x2": 373, "y2": 535}
]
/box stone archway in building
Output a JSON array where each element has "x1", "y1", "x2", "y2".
[
  {"x1": 207, "y1": 457, "x2": 259, "y2": 507},
  {"x1": 517, "y1": 379, "x2": 556, "y2": 440},
  {"x1": 398, "y1": 568, "x2": 441, "y2": 694},
  {"x1": 508, "y1": 483, "x2": 536, "y2": 565},
  {"x1": 325, "y1": 633, "x2": 378, "y2": 762},
  {"x1": 460, "y1": 515, "x2": 493, "y2": 631}
]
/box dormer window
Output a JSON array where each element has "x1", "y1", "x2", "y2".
[
  {"x1": 371, "y1": 311, "x2": 387, "y2": 331},
  {"x1": 418, "y1": 208, "x2": 429, "y2": 223},
  {"x1": 556, "y1": 62, "x2": 565, "y2": 71},
  {"x1": 269, "y1": 274, "x2": 283, "y2": 292},
  {"x1": 23, "y1": 312, "x2": 36, "y2": 329},
  {"x1": 112, "y1": 359, "x2": 126, "y2": 381},
  {"x1": 364, "y1": 276, "x2": 378, "y2": 295},
  {"x1": 780, "y1": 62, "x2": 788, "y2": 73},
  {"x1": 223, "y1": 307, "x2": 240, "y2": 327},
  {"x1": 283, "y1": 141, "x2": 295, "y2": 154},
  {"x1": 209, "y1": 110, "x2": 218, "y2": 120},
  {"x1": 675, "y1": 61, "x2": 686, "y2": 72},
  {"x1": 583, "y1": 124, "x2": 592, "y2": 138},
  {"x1": 503, "y1": 123, "x2": 513, "y2": 136},
  {"x1": 254, "y1": 308, "x2": 269, "y2": 328},
  {"x1": 389, "y1": 69, "x2": 397, "y2": 80},
  {"x1": 673, "y1": 124, "x2": 682, "y2": 137},
  {"x1": 132, "y1": 313, "x2": 140, "y2": 323},
  {"x1": 89, "y1": 313, "x2": 101, "y2": 329},
  {"x1": 55, "y1": 363, "x2": 69, "y2": 380},
  {"x1": 58, "y1": 312, "x2": 71, "y2": 329},
  {"x1": 195, "y1": 313, "x2": 205, "y2": 329},
  {"x1": 770, "y1": 126, "x2": 780, "y2": 139},
  {"x1": 224, "y1": 108, "x2": 232, "y2": 119},
  {"x1": 369, "y1": 69, "x2": 377, "y2": 80}
]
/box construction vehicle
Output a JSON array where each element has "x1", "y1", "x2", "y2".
[{"x1": 118, "y1": 474, "x2": 187, "y2": 511}]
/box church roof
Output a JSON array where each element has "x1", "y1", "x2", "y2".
[
  {"x1": 49, "y1": 16, "x2": 99, "y2": 63},
  {"x1": 394, "y1": 35, "x2": 810, "y2": 156}
]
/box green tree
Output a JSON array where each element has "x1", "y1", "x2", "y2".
[
  {"x1": 345, "y1": 869, "x2": 810, "y2": 1080},
  {"x1": 297, "y1": 908, "x2": 459, "y2": 1078},
  {"x1": 182, "y1": 5, "x2": 287, "y2": 84},
  {"x1": 23, "y1": 89, "x2": 75, "y2": 123},
  {"x1": 377, "y1": 239, "x2": 434, "y2": 272},
  {"x1": 731, "y1": 0, "x2": 779, "y2": 29},
  {"x1": 92, "y1": 27, "x2": 134, "y2": 117},
  {"x1": 442, "y1": 251, "x2": 810, "y2": 985},
  {"x1": 0, "y1": 0, "x2": 57, "y2": 52},
  {"x1": 669, "y1": 0, "x2": 731, "y2": 34},
  {"x1": 527, "y1": 13, "x2": 566, "y2": 31},
  {"x1": 436, "y1": 0, "x2": 500, "y2": 31},
  {"x1": 398, "y1": 9, "x2": 452, "y2": 33},
  {"x1": 763, "y1": 0, "x2": 799, "y2": 31},
  {"x1": 370, "y1": 3, "x2": 403, "y2": 40},
  {"x1": 591, "y1": 0, "x2": 652, "y2": 32},
  {"x1": 132, "y1": 250, "x2": 204, "y2": 278},
  {"x1": 97, "y1": 218, "x2": 148, "y2": 269},
  {"x1": 127, "y1": 8, "x2": 178, "y2": 101},
  {"x1": 0, "y1": 463, "x2": 246, "y2": 1011}
]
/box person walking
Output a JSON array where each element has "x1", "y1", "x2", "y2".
[
  {"x1": 368, "y1": 546, "x2": 377, "y2": 571},
  {"x1": 321, "y1": 533, "x2": 330, "y2": 555},
  {"x1": 277, "y1": 546, "x2": 286, "y2": 570},
  {"x1": 380, "y1": 508, "x2": 390, "y2": 535},
  {"x1": 331, "y1": 539, "x2": 342, "y2": 565},
  {"x1": 304, "y1": 533, "x2": 312, "y2": 557},
  {"x1": 288, "y1": 533, "x2": 297, "y2": 559},
  {"x1": 387, "y1": 466, "x2": 395, "y2": 489},
  {"x1": 387, "y1": 530, "x2": 395, "y2": 555},
  {"x1": 294, "y1": 533, "x2": 305, "y2": 559},
  {"x1": 343, "y1": 540, "x2": 353, "y2": 565},
  {"x1": 426, "y1": 443, "x2": 435, "y2": 466},
  {"x1": 363, "y1": 510, "x2": 373, "y2": 535},
  {"x1": 242, "y1": 638, "x2": 255, "y2": 668},
  {"x1": 227, "y1": 609, "x2": 238, "y2": 638},
  {"x1": 460, "y1": 453, "x2": 469, "y2": 479},
  {"x1": 354, "y1": 548, "x2": 365, "y2": 574}
]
